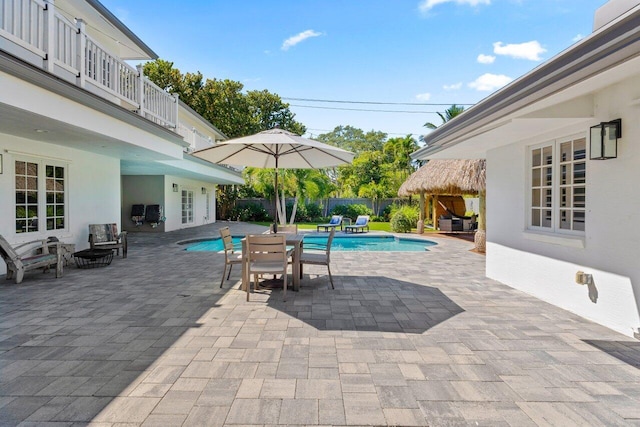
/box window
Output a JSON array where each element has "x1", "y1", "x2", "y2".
[
  {"x1": 529, "y1": 136, "x2": 586, "y2": 233},
  {"x1": 15, "y1": 159, "x2": 67, "y2": 234},
  {"x1": 181, "y1": 189, "x2": 194, "y2": 224},
  {"x1": 205, "y1": 191, "x2": 210, "y2": 221}
]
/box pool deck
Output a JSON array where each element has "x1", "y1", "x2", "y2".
[{"x1": 1, "y1": 222, "x2": 639, "y2": 426}]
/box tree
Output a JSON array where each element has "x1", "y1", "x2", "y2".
[
  {"x1": 424, "y1": 104, "x2": 465, "y2": 129},
  {"x1": 383, "y1": 135, "x2": 419, "y2": 179},
  {"x1": 142, "y1": 59, "x2": 306, "y2": 138},
  {"x1": 315, "y1": 125, "x2": 386, "y2": 155}
]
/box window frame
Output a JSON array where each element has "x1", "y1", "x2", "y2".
[
  {"x1": 14, "y1": 156, "x2": 69, "y2": 236},
  {"x1": 527, "y1": 133, "x2": 586, "y2": 236}
]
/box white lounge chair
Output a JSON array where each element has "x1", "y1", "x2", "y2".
[
  {"x1": 316, "y1": 215, "x2": 343, "y2": 232},
  {"x1": 344, "y1": 215, "x2": 370, "y2": 233}
]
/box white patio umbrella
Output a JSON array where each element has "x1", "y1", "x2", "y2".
[{"x1": 193, "y1": 128, "x2": 355, "y2": 229}]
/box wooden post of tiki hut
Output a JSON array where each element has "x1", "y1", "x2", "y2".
[
  {"x1": 475, "y1": 190, "x2": 486, "y2": 252},
  {"x1": 418, "y1": 191, "x2": 425, "y2": 234}
]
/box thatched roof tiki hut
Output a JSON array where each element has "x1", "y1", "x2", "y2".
[{"x1": 398, "y1": 159, "x2": 486, "y2": 252}]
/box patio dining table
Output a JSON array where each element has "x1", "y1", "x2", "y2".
[{"x1": 241, "y1": 233, "x2": 304, "y2": 293}]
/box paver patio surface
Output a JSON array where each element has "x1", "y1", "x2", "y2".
[{"x1": 1, "y1": 222, "x2": 639, "y2": 426}]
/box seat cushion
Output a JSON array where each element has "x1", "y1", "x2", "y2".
[
  {"x1": 249, "y1": 261, "x2": 287, "y2": 273},
  {"x1": 300, "y1": 253, "x2": 328, "y2": 264}
]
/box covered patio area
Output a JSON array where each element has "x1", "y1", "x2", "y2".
[{"x1": 1, "y1": 223, "x2": 639, "y2": 425}]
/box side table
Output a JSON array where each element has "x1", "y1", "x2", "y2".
[{"x1": 50, "y1": 243, "x2": 76, "y2": 266}]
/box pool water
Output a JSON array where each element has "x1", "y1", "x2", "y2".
[{"x1": 184, "y1": 235, "x2": 436, "y2": 252}]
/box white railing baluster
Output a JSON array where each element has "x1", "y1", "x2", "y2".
[{"x1": 76, "y1": 18, "x2": 85, "y2": 87}]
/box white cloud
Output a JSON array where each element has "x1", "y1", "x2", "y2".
[
  {"x1": 572, "y1": 34, "x2": 584, "y2": 42},
  {"x1": 281, "y1": 30, "x2": 323, "y2": 51},
  {"x1": 493, "y1": 40, "x2": 546, "y2": 61},
  {"x1": 468, "y1": 73, "x2": 513, "y2": 91},
  {"x1": 416, "y1": 92, "x2": 432, "y2": 101},
  {"x1": 443, "y1": 82, "x2": 463, "y2": 90},
  {"x1": 419, "y1": 0, "x2": 490, "y2": 12},
  {"x1": 477, "y1": 54, "x2": 495, "y2": 64}
]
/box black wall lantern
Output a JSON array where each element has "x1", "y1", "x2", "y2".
[{"x1": 590, "y1": 119, "x2": 621, "y2": 160}]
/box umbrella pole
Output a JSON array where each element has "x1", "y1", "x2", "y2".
[{"x1": 274, "y1": 164, "x2": 279, "y2": 233}]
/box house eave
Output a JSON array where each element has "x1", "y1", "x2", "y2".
[
  {"x1": 178, "y1": 100, "x2": 228, "y2": 141},
  {"x1": 85, "y1": 0, "x2": 158, "y2": 59}
]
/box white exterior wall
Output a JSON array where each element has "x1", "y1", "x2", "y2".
[
  {"x1": 486, "y1": 75, "x2": 640, "y2": 337},
  {"x1": 163, "y1": 176, "x2": 216, "y2": 232},
  {"x1": 0, "y1": 135, "x2": 120, "y2": 275}
]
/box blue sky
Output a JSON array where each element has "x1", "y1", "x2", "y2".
[{"x1": 101, "y1": 0, "x2": 605, "y2": 140}]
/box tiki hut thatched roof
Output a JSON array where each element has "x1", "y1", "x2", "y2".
[{"x1": 398, "y1": 159, "x2": 486, "y2": 197}]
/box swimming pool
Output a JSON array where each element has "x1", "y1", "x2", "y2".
[{"x1": 184, "y1": 234, "x2": 436, "y2": 252}]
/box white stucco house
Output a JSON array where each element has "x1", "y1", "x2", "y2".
[
  {"x1": 413, "y1": 0, "x2": 640, "y2": 338},
  {"x1": 0, "y1": 0, "x2": 243, "y2": 274}
]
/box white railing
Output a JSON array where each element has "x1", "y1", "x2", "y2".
[
  {"x1": 0, "y1": 0, "x2": 178, "y2": 129},
  {"x1": 176, "y1": 123, "x2": 213, "y2": 152},
  {"x1": 84, "y1": 36, "x2": 139, "y2": 105},
  {"x1": 0, "y1": 0, "x2": 46, "y2": 58},
  {"x1": 140, "y1": 74, "x2": 177, "y2": 128},
  {"x1": 53, "y1": 12, "x2": 76, "y2": 74}
]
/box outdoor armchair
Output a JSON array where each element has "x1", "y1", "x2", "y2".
[
  {"x1": 300, "y1": 228, "x2": 336, "y2": 289},
  {"x1": 246, "y1": 234, "x2": 292, "y2": 301},
  {"x1": 88, "y1": 223, "x2": 127, "y2": 258},
  {"x1": 344, "y1": 215, "x2": 370, "y2": 233},
  {"x1": 0, "y1": 234, "x2": 63, "y2": 284},
  {"x1": 316, "y1": 215, "x2": 343, "y2": 232},
  {"x1": 269, "y1": 224, "x2": 298, "y2": 234}
]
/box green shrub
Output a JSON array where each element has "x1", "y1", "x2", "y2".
[
  {"x1": 304, "y1": 203, "x2": 323, "y2": 221},
  {"x1": 390, "y1": 205, "x2": 419, "y2": 233},
  {"x1": 330, "y1": 204, "x2": 373, "y2": 221},
  {"x1": 284, "y1": 202, "x2": 323, "y2": 222},
  {"x1": 231, "y1": 202, "x2": 270, "y2": 221},
  {"x1": 390, "y1": 211, "x2": 413, "y2": 232}
]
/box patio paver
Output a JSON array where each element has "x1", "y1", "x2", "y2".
[{"x1": 1, "y1": 222, "x2": 639, "y2": 426}]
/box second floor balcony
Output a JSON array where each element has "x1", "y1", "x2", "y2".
[{"x1": 0, "y1": 0, "x2": 180, "y2": 131}]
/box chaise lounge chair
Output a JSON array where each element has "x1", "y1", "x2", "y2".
[
  {"x1": 344, "y1": 215, "x2": 370, "y2": 233},
  {"x1": 316, "y1": 215, "x2": 343, "y2": 232}
]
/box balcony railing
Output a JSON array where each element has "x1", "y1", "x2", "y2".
[
  {"x1": 176, "y1": 123, "x2": 214, "y2": 152},
  {"x1": 0, "y1": 0, "x2": 178, "y2": 129}
]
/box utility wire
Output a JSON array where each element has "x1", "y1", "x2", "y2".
[
  {"x1": 290, "y1": 104, "x2": 440, "y2": 114},
  {"x1": 284, "y1": 97, "x2": 475, "y2": 106}
]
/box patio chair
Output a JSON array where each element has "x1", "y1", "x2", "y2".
[
  {"x1": 0, "y1": 234, "x2": 63, "y2": 284},
  {"x1": 316, "y1": 215, "x2": 343, "y2": 232},
  {"x1": 88, "y1": 224, "x2": 127, "y2": 258},
  {"x1": 300, "y1": 227, "x2": 336, "y2": 289},
  {"x1": 269, "y1": 224, "x2": 298, "y2": 234},
  {"x1": 344, "y1": 215, "x2": 370, "y2": 233},
  {"x1": 246, "y1": 234, "x2": 292, "y2": 301},
  {"x1": 219, "y1": 227, "x2": 242, "y2": 288}
]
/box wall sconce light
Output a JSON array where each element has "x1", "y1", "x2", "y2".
[
  {"x1": 201, "y1": 187, "x2": 207, "y2": 194},
  {"x1": 590, "y1": 119, "x2": 621, "y2": 160},
  {"x1": 172, "y1": 183, "x2": 178, "y2": 192}
]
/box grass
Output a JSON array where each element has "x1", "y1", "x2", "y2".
[{"x1": 251, "y1": 221, "x2": 393, "y2": 232}]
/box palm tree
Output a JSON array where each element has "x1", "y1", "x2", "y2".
[{"x1": 424, "y1": 104, "x2": 465, "y2": 129}]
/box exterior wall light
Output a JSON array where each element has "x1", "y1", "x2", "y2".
[
  {"x1": 172, "y1": 183, "x2": 179, "y2": 192},
  {"x1": 201, "y1": 187, "x2": 207, "y2": 194},
  {"x1": 590, "y1": 119, "x2": 621, "y2": 160}
]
